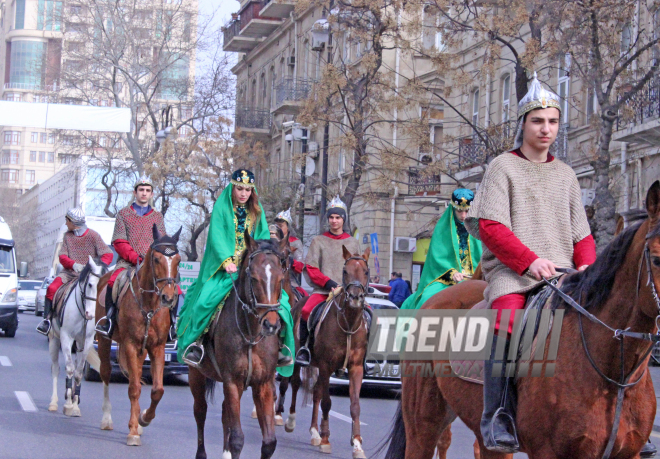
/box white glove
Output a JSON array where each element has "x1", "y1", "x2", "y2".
[{"x1": 73, "y1": 263, "x2": 84, "y2": 273}]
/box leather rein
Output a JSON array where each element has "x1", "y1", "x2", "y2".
[{"x1": 543, "y1": 241, "x2": 660, "y2": 459}]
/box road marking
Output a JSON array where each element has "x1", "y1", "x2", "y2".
[
  {"x1": 328, "y1": 410, "x2": 367, "y2": 425},
  {"x1": 0, "y1": 356, "x2": 11, "y2": 366},
  {"x1": 14, "y1": 391, "x2": 37, "y2": 412}
]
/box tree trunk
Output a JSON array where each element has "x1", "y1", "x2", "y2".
[
  {"x1": 184, "y1": 218, "x2": 210, "y2": 262},
  {"x1": 591, "y1": 113, "x2": 617, "y2": 250}
]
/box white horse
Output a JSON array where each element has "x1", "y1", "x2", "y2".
[{"x1": 48, "y1": 256, "x2": 104, "y2": 416}]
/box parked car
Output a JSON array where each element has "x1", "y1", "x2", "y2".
[
  {"x1": 35, "y1": 277, "x2": 54, "y2": 317},
  {"x1": 17, "y1": 280, "x2": 41, "y2": 313},
  {"x1": 329, "y1": 286, "x2": 401, "y2": 389}
]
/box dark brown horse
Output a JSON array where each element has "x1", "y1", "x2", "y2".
[
  {"x1": 278, "y1": 246, "x2": 371, "y2": 458},
  {"x1": 95, "y1": 225, "x2": 181, "y2": 445},
  {"x1": 188, "y1": 233, "x2": 290, "y2": 459},
  {"x1": 385, "y1": 182, "x2": 660, "y2": 459}
]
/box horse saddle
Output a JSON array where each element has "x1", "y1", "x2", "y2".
[
  {"x1": 98, "y1": 268, "x2": 135, "y2": 310},
  {"x1": 450, "y1": 279, "x2": 561, "y2": 385},
  {"x1": 306, "y1": 296, "x2": 373, "y2": 351},
  {"x1": 54, "y1": 281, "x2": 79, "y2": 326}
]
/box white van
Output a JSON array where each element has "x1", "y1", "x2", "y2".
[{"x1": 0, "y1": 216, "x2": 27, "y2": 337}]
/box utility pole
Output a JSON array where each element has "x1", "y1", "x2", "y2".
[
  {"x1": 319, "y1": 16, "x2": 332, "y2": 230},
  {"x1": 298, "y1": 130, "x2": 307, "y2": 241}
]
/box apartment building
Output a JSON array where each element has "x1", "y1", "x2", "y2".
[{"x1": 0, "y1": 0, "x2": 197, "y2": 196}]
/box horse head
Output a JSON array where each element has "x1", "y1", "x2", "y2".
[
  {"x1": 341, "y1": 245, "x2": 371, "y2": 309},
  {"x1": 242, "y1": 228, "x2": 288, "y2": 336},
  {"x1": 149, "y1": 224, "x2": 182, "y2": 308},
  {"x1": 81, "y1": 255, "x2": 104, "y2": 321}
]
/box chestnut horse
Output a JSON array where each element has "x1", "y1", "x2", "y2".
[
  {"x1": 95, "y1": 225, "x2": 181, "y2": 446},
  {"x1": 385, "y1": 182, "x2": 660, "y2": 459},
  {"x1": 278, "y1": 246, "x2": 371, "y2": 458},
  {"x1": 188, "y1": 233, "x2": 290, "y2": 459}
]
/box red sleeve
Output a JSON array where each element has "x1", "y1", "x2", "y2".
[
  {"x1": 59, "y1": 254, "x2": 75, "y2": 270},
  {"x1": 573, "y1": 234, "x2": 596, "y2": 267},
  {"x1": 100, "y1": 253, "x2": 113, "y2": 265},
  {"x1": 113, "y1": 239, "x2": 139, "y2": 265},
  {"x1": 305, "y1": 264, "x2": 332, "y2": 288},
  {"x1": 292, "y1": 260, "x2": 304, "y2": 275},
  {"x1": 479, "y1": 219, "x2": 539, "y2": 276}
]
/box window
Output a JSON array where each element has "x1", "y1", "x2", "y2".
[
  {"x1": 4, "y1": 131, "x2": 20, "y2": 145},
  {"x1": 38, "y1": 151, "x2": 45, "y2": 162},
  {"x1": 5, "y1": 93, "x2": 21, "y2": 101},
  {"x1": 15, "y1": 0, "x2": 25, "y2": 29},
  {"x1": 99, "y1": 136, "x2": 106, "y2": 147},
  {"x1": 59, "y1": 154, "x2": 73, "y2": 164},
  {"x1": 67, "y1": 23, "x2": 84, "y2": 35},
  {"x1": 40, "y1": 133, "x2": 47, "y2": 143},
  {"x1": 621, "y1": 23, "x2": 632, "y2": 55},
  {"x1": 38, "y1": 0, "x2": 63, "y2": 31},
  {"x1": 25, "y1": 170, "x2": 35, "y2": 184},
  {"x1": 63, "y1": 135, "x2": 75, "y2": 145},
  {"x1": 69, "y1": 4, "x2": 81, "y2": 15},
  {"x1": 501, "y1": 75, "x2": 511, "y2": 123},
  {"x1": 183, "y1": 13, "x2": 192, "y2": 41},
  {"x1": 557, "y1": 54, "x2": 571, "y2": 124},
  {"x1": 48, "y1": 134, "x2": 54, "y2": 144},
  {"x1": 472, "y1": 89, "x2": 480, "y2": 126},
  {"x1": 1, "y1": 170, "x2": 19, "y2": 184},
  {"x1": 47, "y1": 152, "x2": 54, "y2": 163},
  {"x1": 9, "y1": 41, "x2": 46, "y2": 88},
  {"x1": 31, "y1": 132, "x2": 38, "y2": 143},
  {"x1": 29, "y1": 151, "x2": 36, "y2": 161}
]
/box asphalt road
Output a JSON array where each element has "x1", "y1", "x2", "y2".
[{"x1": 0, "y1": 313, "x2": 528, "y2": 459}]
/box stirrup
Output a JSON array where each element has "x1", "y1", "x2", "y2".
[
  {"x1": 36, "y1": 319, "x2": 51, "y2": 336},
  {"x1": 182, "y1": 342, "x2": 204, "y2": 367},
  {"x1": 95, "y1": 316, "x2": 112, "y2": 337},
  {"x1": 484, "y1": 408, "x2": 519, "y2": 453},
  {"x1": 168, "y1": 326, "x2": 177, "y2": 341},
  {"x1": 295, "y1": 346, "x2": 311, "y2": 366}
]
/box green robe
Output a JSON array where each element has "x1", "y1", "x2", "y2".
[
  {"x1": 401, "y1": 208, "x2": 483, "y2": 310},
  {"x1": 176, "y1": 184, "x2": 294, "y2": 376}
]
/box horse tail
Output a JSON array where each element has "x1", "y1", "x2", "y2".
[
  {"x1": 86, "y1": 348, "x2": 101, "y2": 372},
  {"x1": 378, "y1": 401, "x2": 406, "y2": 459},
  {"x1": 301, "y1": 366, "x2": 318, "y2": 407},
  {"x1": 205, "y1": 377, "x2": 217, "y2": 404}
]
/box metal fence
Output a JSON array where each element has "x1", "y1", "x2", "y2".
[
  {"x1": 235, "y1": 106, "x2": 271, "y2": 130},
  {"x1": 222, "y1": 19, "x2": 241, "y2": 46},
  {"x1": 274, "y1": 78, "x2": 314, "y2": 107},
  {"x1": 408, "y1": 167, "x2": 443, "y2": 194},
  {"x1": 616, "y1": 76, "x2": 660, "y2": 131}
]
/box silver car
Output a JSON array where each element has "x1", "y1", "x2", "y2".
[
  {"x1": 35, "y1": 277, "x2": 54, "y2": 317},
  {"x1": 17, "y1": 280, "x2": 42, "y2": 313}
]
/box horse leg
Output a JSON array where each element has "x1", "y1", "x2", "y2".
[
  {"x1": 252, "y1": 381, "x2": 277, "y2": 459},
  {"x1": 309, "y1": 369, "x2": 323, "y2": 447},
  {"x1": 189, "y1": 367, "x2": 208, "y2": 459},
  {"x1": 98, "y1": 336, "x2": 113, "y2": 430},
  {"x1": 348, "y1": 361, "x2": 365, "y2": 459},
  {"x1": 318, "y1": 369, "x2": 332, "y2": 454},
  {"x1": 275, "y1": 375, "x2": 289, "y2": 427},
  {"x1": 48, "y1": 333, "x2": 60, "y2": 412},
  {"x1": 285, "y1": 364, "x2": 301, "y2": 432},
  {"x1": 125, "y1": 343, "x2": 146, "y2": 446},
  {"x1": 222, "y1": 382, "x2": 245, "y2": 458},
  {"x1": 139, "y1": 346, "x2": 165, "y2": 428},
  {"x1": 436, "y1": 426, "x2": 452, "y2": 459},
  {"x1": 60, "y1": 334, "x2": 76, "y2": 416},
  {"x1": 69, "y1": 338, "x2": 85, "y2": 417}
]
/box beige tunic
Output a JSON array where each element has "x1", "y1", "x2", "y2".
[
  {"x1": 304, "y1": 233, "x2": 361, "y2": 295},
  {"x1": 465, "y1": 153, "x2": 591, "y2": 305}
]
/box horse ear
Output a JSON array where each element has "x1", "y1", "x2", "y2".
[
  {"x1": 173, "y1": 226, "x2": 182, "y2": 243},
  {"x1": 152, "y1": 223, "x2": 161, "y2": 241},
  {"x1": 88, "y1": 255, "x2": 95, "y2": 267},
  {"x1": 647, "y1": 181, "x2": 660, "y2": 221},
  {"x1": 342, "y1": 245, "x2": 352, "y2": 260},
  {"x1": 245, "y1": 228, "x2": 258, "y2": 252},
  {"x1": 362, "y1": 246, "x2": 371, "y2": 261}
]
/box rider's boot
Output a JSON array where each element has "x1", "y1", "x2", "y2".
[
  {"x1": 277, "y1": 333, "x2": 293, "y2": 367},
  {"x1": 168, "y1": 298, "x2": 179, "y2": 341},
  {"x1": 641, "y1": 440, "x2": 657, "y2": 458},
  {"x1": 294, "y1": 319, "x2": 311, "y2": 367},
  {"x1": 36, "y1": 298, "x2": 53, "y2": 335},
  {"x1": 480, "y1": 335, "x2": 519, "y2": 453},
  {"x1": 95, "y1": 288, "x2": 116, "y2": 338},
  {"x1": 183, "y1": 341, "x2": 205, "y2": 367}
]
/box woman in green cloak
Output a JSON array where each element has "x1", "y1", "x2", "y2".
[
  {"x1": 177, "y1": 169, "x2": 294, "y2": 376},
  {"x1": 401, "y1": 188, "x2": 483, "y2": 310}
]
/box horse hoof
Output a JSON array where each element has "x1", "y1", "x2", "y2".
[
  {"x1": 275, "y1": 415, "x2": 284, "y2": 426},
  {"x1": 48, "y1": 403, "x2": 58, "y2": 412},
  {"x1": 100, "y1": 420, "x2": 113, "y2": 430},
  {"x1": 285, "y1": 414, "x2": 296, "y2": 432},
  {"x1": 70, "y1": 407, "x2": 81, "y2": 417},
  {"x1": 353, "y1": 449, "x2": 367, "y2": 459},
  {"x1": 137, "y1": 425, "x2": 143, "y2": 435},
  {"x1": 310, "y1": 427, "x2": 321, "y2": 446},
  {"x1": 138, "y1": 409, "x2": 151, "y2": 427},
  {"x1": 63, "y1": 405, "x2": 74, "y2": 416},
  {"x1": 126, "y1": 435, "x2": 141, "y2": 446},
  {"x1": 251, "y1": 406, "x2": 257, "y2": 419},
  {"x1": 319, "y1": 443, "x2": 332, "y2": 454}
]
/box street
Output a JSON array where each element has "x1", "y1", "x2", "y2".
[{"x1": 3, "y1": 314, "x2": 527, "y2": 458}]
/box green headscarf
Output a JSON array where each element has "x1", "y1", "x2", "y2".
[{"x1": 401, "y1": 207, "x2": 482, "y2": 310}]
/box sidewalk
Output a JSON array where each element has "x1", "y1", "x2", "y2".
[{"x1": 650, "y1": 366, "x2": 660, "y2": 431}]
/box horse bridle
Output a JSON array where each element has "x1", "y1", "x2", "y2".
[
  {"x1": 542, "y1": 238, "x2": 660, "y2": 459},
  {"x1": 341, "y1": 256, "x2": 370, "y2": 307}
]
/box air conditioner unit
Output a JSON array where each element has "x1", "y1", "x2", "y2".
[
  {"x1": 287, "y1": 56, "x2": 295, "y2": 66},
  {"x1": 395, "y1": 237, "x2": 417, "y2": 253}
]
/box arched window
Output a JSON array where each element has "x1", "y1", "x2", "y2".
[
  {"x1": 501, "y1": 75, "x2": 511, "y2": 123},
  {"x1": 251, "y1": 79, "x2": 257, "y2": 108},
  {"x1": 471, "y1": 89, "x2": 480, "y2": 126},
  {"x1": 260, "y1": 73, "x2": 266, "y2": 109}
]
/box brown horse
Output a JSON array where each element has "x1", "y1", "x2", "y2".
[
  {"x1": 188, "y1": 233, "x2": 290, "y2": 459},
  {"x1": 385, "y1": 182, "x2": 660, "y2": 459},
  {"x1": 95, "y1": 225, "x2": 181, "y2": 446},
  {"x1": 278, "y1": 246, "x2": 371, "y2": 458}
]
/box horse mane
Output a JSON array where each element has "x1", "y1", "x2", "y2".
[
  {"x1": 552, "y1": 220, "x2": 643, "y2": 311},
  {"x1": 78, "y1": 263, "x2": 92, "y2": 287},
  {"x1": 238, "y1": 238, "x2": 283, "y2": 267}
]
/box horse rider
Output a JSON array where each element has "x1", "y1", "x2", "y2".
[
  {"x1": 400, "y1": 188, "x2": 483, "y2": 310},
  {"x1": 271, "y1": 208, "x2": 308, "y2": 298},
  {"x1": 95, "y1": 175, "x2": 172, "y2": 339},
  {"x1": 464, "y1": 73, "x2": 601, "y2": 454},
  {"x1": 177, "y1": 169, "x2": 295, "y2": 371},
  {"x1": 294, "y1": 195, "x2": 361, "y2": 367},
  {"x1": 36, "y1": 208, "x2": 113, "y2": 335}
]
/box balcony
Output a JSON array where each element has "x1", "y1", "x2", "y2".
[
  {"x1": 260, "y1": 0, "x2": 295, "y2": 18},
  {"x1": 235, "y1": 106, "x2": 271, "y2": 135},
  {"x1": 222, "y1": 19, "x2": 262, "y2": 53},
  {"x1": 3, "y1": 82, "x2": 58, "y2": 91},
  {"x1": 272, "y1": 78, "x2": 313, "y2": 114},
  {"x1": 613, "y1": 76, "x2": 660, "y2": 145},
  {"x1": 239, "y1": 2, "x2": 283, "y2": 38},
  {"x1": 408, "y1": 167, "x2": 442, "y2": 195}
]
